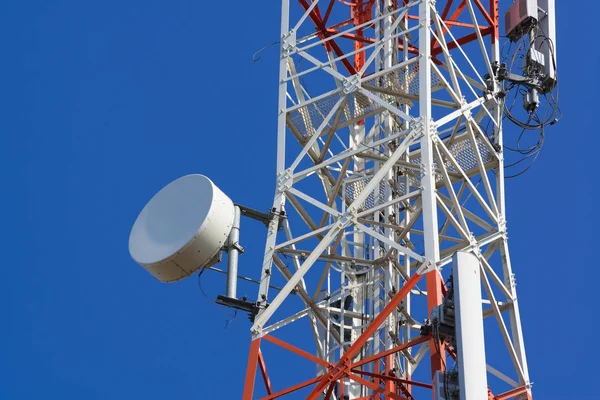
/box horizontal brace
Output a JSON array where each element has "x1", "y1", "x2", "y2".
[
  {"x1": 355, "y1": 222, "x2": 425, "y2": 262},
  {"x1": 289, "y1": 24, "x2": 419, "y2": 84},
  {"x1": 293, "y1": 130, "x2": 408, "y2": 181},
  {"x1": 275, "y1": 248, "x2": 379, "y2": 266},
  {"x1": 362, "y1": 83, "x2": 459, "y2": 109},
  {"x1": 275, "y1": 223, "x2": 334, "y2": 250},
  {"x1": 356, "y1": 189, "x2": 422, "y2": 218},
  {"x1": 261, "y1": 308, "x2": 311, "y2": 335},
  {"x1": 438, "y1": 231, "x2": 503, "y2": 267},
  {"x1": 285, "y1": 87, "x2": 343, "y2": 114},
  {"x1": 356, "y1": 151, "x2": 422, "y2": 171}
]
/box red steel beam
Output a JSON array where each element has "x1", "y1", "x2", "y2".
[
  {"x1": 494, "y1": 385, "x2": 531, "y2": 400},
  {"x1": 326, "y1": 18, "x2": 354, "y2": 31},
  {"x1": 260, "y1": 376, "x2": 323, "y2": 400},
  {"x1": 443, "y1": 20, "x2": 488, "y2": 29},
  {"x1": 351, "y1": 370, "x2": 433, "y2": 390},
  {"x1": 351, "y1": 335, "x2": 430, "y2": 368},
  {"x1": 322, "y1": 0, "x2": 336, "y2": 25},
  {"x1": 441, "y1": 0, "x2": 455, "y2": 20},
  {"x1": 263, "y1": 334, "x2": 332, "y2": 368},
  {"x1": 490, "y1": 0, "x2": 499, "y2": 42},
  {"x1": 298, "y1": 0, "x2": 358, "y2": 75},
  {"x1": 396, "y1": 381, "x2": 415, "y2": 400},
  {"x1": 348, "y1": 373, "x2": 407, "y2": 400},
  {"x1": 472, "y1": 0, "x2": 494, "y2": 27},
  {"x1": 432, "y1": 27, "x2": 493, "y2": 56},
  {"x1": 324, "y1": 381, "x2": 336, "y2": 399},
  {"x1": 257, "y1": 350, "x2": 273, "y2": 395},
  {"x1": 450, "y1": 0, "x2": 468, "y2": 21},
  {"x1": 243, "y1": 338, "x2": 262, "y2": 400},
  {"x1": 306, "y1": 272, "x2": 424, "y2": 399}
]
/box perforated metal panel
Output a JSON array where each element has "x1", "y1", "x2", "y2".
[
  {"x1": 363, "y1": 63, "x2": 442, "y2": 97},
  {"x1": 288, "y1": 91, "x2": 380, "y2": 138},
  {"x1": 345, "y1": 176, "x2": 388, "y2": 211},
  {"x1": 345, "y1": 133, "x2": 492, "y2": 209},
  {"x1": 287, "y1": 65, "x2": 444, "y2": 138}
]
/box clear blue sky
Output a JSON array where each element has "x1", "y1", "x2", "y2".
[{"x1": 1, "y1": 1, "x2": 597, "y2": 399}]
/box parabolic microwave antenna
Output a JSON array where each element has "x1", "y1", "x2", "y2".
[{"x1": 129, "y1": 174, "x2": 235, "y2": 283}]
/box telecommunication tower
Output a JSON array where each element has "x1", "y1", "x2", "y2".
[{"x1": 129, "y1": 0, "x2": 559, "y2": 399}]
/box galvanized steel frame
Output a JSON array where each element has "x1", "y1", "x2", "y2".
[{"x1": 244, "y1": 0, "x2": 533, "y2": 398}]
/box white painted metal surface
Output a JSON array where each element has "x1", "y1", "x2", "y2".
[
  {"x1": 247, "y1": 0, "x2": 534, "y2": 397},
  {"x1": 129, "y1": 174, "x2": 234, "y2": 283},
  {"x1": 453, "y1": 252, "x2": 488, "y2": 400}
]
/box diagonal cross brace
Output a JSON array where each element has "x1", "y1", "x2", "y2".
[
  {"x1": 306, "y1": 271, "x2": 426, "y2": 399},
  {"x1": 251, "y1": 128, "x2": 422, "y2": 334}
]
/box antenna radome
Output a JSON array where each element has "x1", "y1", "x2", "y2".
[{"x1": 129, "y1": 174, "x2": 234, "y2": 283}]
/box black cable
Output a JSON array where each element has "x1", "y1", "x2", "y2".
[
  {"x1": 197, "y1": 269, "x2": 238, "y2": 329},
  {"x1": 252, "y1": 41, "x2": 280, "y2": 63},
  {"x1": 499, "y1": 25, "x2": 560, "y2": 179}
]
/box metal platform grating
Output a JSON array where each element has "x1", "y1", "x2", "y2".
[
  {"x1": 345, "y1": 134, "x2": 492, "y2": 209},
  {"x1": 288, "y1": 63, "x2": 444, "y2": 138},
  {"x1": 288, "y1": 91, "x2": 381, "y2": 138},
  {"x1": 363, "y1": 63, "x2": 444, "y2": 97},
  {"x1": 345, "y1": 176, "x2": 388, "y2": 211}
]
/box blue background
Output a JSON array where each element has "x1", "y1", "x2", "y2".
[{"x1": 1, "y1": 1, "x2": 597, "y2": 399}]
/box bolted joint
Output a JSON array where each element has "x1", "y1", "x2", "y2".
[
  {"x1": 498, "y1": 216, "x2": 507, "y2": 233},
  {"x1": 281, "y1": 30, "x2": 296, "y2": 54},
  {"x1": 419, "y1": 163, "x2": 426, "y2": 181},
  {"x1": 427, "y1": 120, "x2": 438, "y2": 139},
  {"x1": 224, "y1": 241, "x2": 245, "y2": 253},
  {"x1": 461, "y1": 107, "x2": 473, "y2": 120},
  {"x1": 411, "y1": 116, "x2": 425, "y2": 136},
  {"x1": 416, "y1": 259, "x2": 436, "y2": 274},
  {"x1": 471, "y1": 239, "x2": 482, "y2": 258},
  {"x1": 337, "y1": 212, "x2": 353, "y2": 229},
  {"x1": 251, "y1": 325, "x2": 263, "y2": 336},
  {"x1": 343, "y1": 75, "x2": 361, "y2": 94},
  {"x1": 277, "y1": 168, "x2": 293, "y2": 191}
]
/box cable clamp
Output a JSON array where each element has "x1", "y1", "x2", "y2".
[{"x1": 224, "y1": 241, "x2": 245, "y2": 253}]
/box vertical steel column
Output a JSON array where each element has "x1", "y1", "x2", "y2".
[
  {"x1": 243, "y1": 338, "x2": 262, "y2": 400},
  {"x1": 453, "y1": 252, "x2": 488, "y2": 400},
  {"x1": 417, "y1": 0, "x2": 445, "y2": 377},
  {"x1": 382, "y1": 0, "x2": 398, "y2": 394},
  {"x1": 255, "y1": 0, "x2": 290, "y2": 315},
  {"x1": 401, "y1": 4, "x2": 413, "y2": 387},
  {"x1": 226, "y1": 206, "x2": 241, "y2": 298}
]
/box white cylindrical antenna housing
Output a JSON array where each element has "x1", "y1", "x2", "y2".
[{"x1": 129, "y1": 174, "x2": 235, "y2": 283}]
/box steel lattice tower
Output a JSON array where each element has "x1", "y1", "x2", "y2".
[{"x1": 242, "y1": 0, "x2": 541, "y2": 398}]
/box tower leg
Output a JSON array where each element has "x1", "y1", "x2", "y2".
[
  {"x1": 243, "y1": 338, "x2": 261, "y2": 400},
  {"x1": 453, "y1": 252, "x2": 487, "y2": 400}
]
